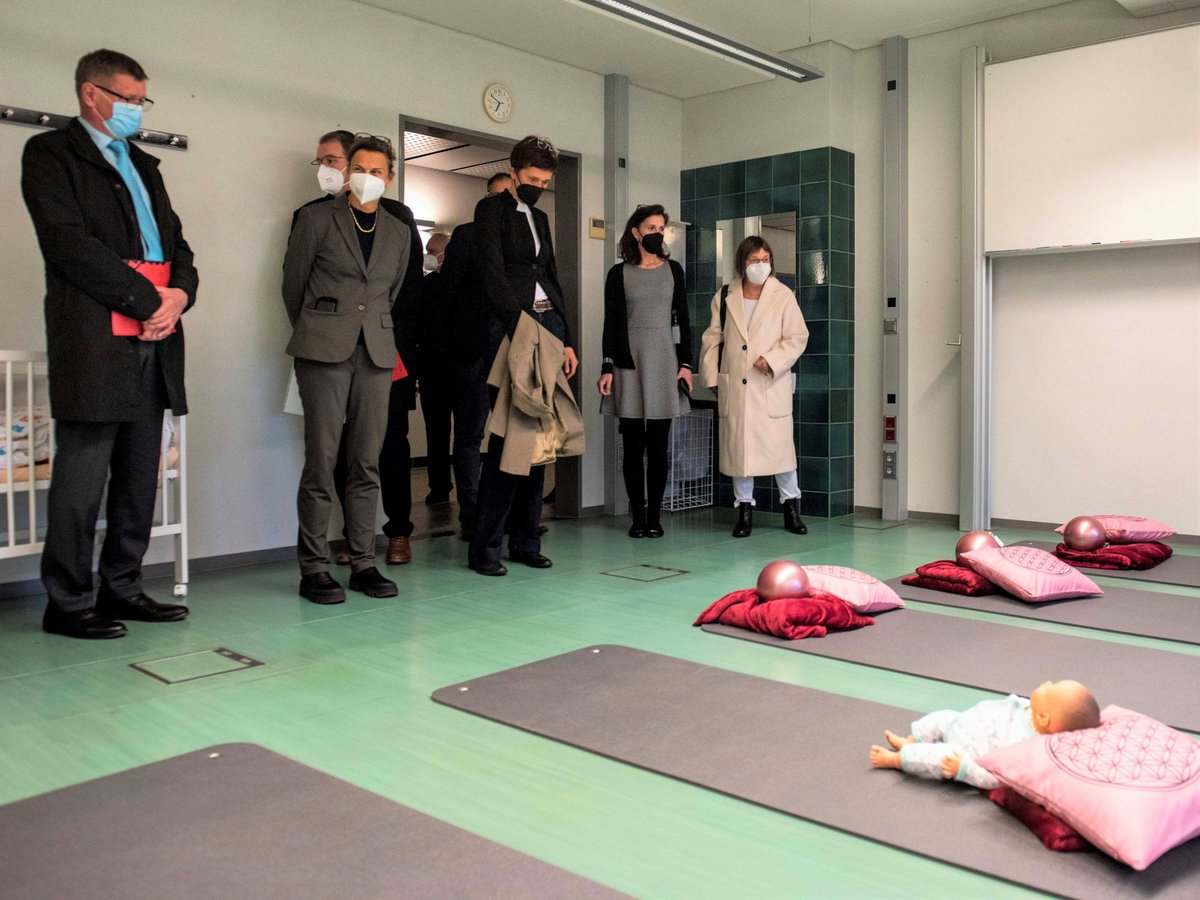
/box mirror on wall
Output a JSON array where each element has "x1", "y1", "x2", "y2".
[{"x1": 714, "y1": 212, "x2": 797, "y2": 292}]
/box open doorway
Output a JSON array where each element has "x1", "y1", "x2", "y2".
[{"x1": 398, "y1": 115, "x2": 583, "y2": 537}]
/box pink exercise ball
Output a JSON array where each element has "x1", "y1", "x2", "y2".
[
  {"x1": 1063, "y1": 516, "x2": 1107, "y2": 551},
  {"x1": 757, "y1": 560, "x2": 810, "y2": 601},
  {"x1": 955, "y1": 530, "x2": 1003, "y2": 566}
]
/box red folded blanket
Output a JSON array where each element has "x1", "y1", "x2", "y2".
[
  {"x1": 693, "y1": 588, "x2": 874, "y2": 640},
  {"x1": 986, "y1": 787, "x2": 1090, "y2": 853},
  {"x1": 1053, "y1": 541, "x2": 1173, "y2": 570},
  {"x1": 901, "y1": 560, "x2": 996, "y2": 596}
]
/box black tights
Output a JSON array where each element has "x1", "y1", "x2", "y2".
[{"x1": 620, "y1": 418, "x2": 672, "y2": 512}]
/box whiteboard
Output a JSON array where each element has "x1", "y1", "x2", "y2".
[{"x1": 984, "y1": 26, "x2": 1200, "y2": 253}]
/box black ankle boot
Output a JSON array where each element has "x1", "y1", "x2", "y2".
[
  {"x1": 645, "y1": 504, "x2": 664, "y2": 538},
  {"x1": 628, "y1": 505, "x2": 647, "y2": 538},
  {"x1": 732, "y1": 502, "x2": 753, "y2": 537},
  {"x1": 783, "y1": 498, "x2": 808, "y2": 535}
]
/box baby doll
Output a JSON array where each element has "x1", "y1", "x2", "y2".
[{"x1": 869, "y1": 680, "x2": 1100, "y2": 789}]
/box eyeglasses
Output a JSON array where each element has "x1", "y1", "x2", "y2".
[
  {"x1": 310, "y1": 155, "x2": 347, "y2": 167},
  {"x1": 534, "y1": 136, "x2": 558, "y2": 157},
  {"x1": 90, "y1": 83, "x2": 154, "y2": 111},
  {"x1": 746, "y1": 255, "x2": 772, "y2": 264},
  {"x1": 353, "y1": 132, "x2": 393, "y2": 148}
]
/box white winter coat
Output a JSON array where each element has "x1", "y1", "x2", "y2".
[{"x1": 698, "y1": 276, "x2": 808, "y2": 477}]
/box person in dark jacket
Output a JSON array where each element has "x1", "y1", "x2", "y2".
[
  {"x1": 597, "y1": 204, "x2": 692, "y2": 538},
  {"x1": 467, "y1": 137, "x2": 577, "y2": 576},
  {"x1": 20, "y1": 49, "x2": 196, "y2": 639}
]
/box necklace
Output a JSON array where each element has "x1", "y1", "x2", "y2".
[{"x1": 348, "y1": 204, "x2": 377, "y2": 234}]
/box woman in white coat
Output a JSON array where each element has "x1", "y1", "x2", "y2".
[{"x1": 699, "y1": 236, "x2": 809, "y2": 537}]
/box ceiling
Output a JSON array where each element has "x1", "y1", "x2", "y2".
[
  {"x1": 353, "y1": 0, "x2": 1186, "y2": 98},
  {"x1": 403, "y1": 132, "x2": 511, "y2": 178}
]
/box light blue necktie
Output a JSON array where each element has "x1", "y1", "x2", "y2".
[{"x1": 109, "y1": 140, "x2": 163, "y2": 262}]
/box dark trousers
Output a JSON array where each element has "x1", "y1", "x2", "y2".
[
  {"x1": 451, "y1": 353, "x2": 490, "y2": 529},
  {"x1": 620, "y1": 418, "x2": 672, "y2": 512},
  {"x1": 334, "y1": 378, "x2": 414, "y2": 540},
  {"x1": 295, "y1": 347, "x2": 391, "y2": 574},
  {"x1": 468, "y1": 308, "x2": 565, "y2": 567},
  {"x1": 419, "y1": 371, "x2": 454, "y2": 497},
  {"x1": 41, "y1": 414, "x2": 164, "y2": 613}
]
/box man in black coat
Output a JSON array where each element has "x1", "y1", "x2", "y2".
[{"x1": 20, "y1": 49, "x2": 196, "y2": 639}]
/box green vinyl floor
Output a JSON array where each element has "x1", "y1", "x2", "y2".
[{"x1": 1, "y1": 511, "x2": 1197, "y2": 898}]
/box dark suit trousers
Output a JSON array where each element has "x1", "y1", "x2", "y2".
[
  {"x1": 451, "y1": 353, "x2": 490, "y2": 528},
  {"x1": 41, "y1": 414, "x2": 164, "y2": 613},
  {"x1": 295, "y1": 345, "x2": 391, "y2": 574},
  {"x1": 420, "y1": 371, "x2": 454, "y2": 498}
]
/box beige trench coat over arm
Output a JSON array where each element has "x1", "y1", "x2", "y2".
[{"x1": 698, "y1": 276, "x2": 809, "y2": 477}]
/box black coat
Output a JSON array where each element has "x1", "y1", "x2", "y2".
[
  {"x1": 601, "y1": 259, "x2": 691, "y2": 373},
  {"x1": 473, "y1": 191, "x2": 571, "y2": 348},
  {"x1": 21, "y1": 119, "x2": 198, "y2": 421}
]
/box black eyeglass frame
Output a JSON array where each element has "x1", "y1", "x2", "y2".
[{"x1": 89, "y1": 82, "x2": 155, "y2": 111}]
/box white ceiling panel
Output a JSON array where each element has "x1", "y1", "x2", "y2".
[{"x1": 360, "y1": 0, "x2": 1185, "y2": 98}]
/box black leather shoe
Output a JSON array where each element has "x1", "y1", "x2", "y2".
[
  {"x1": 348, "y1": 567, "x2": 398, "y2": 598},
  {"x1": 425, "y1": 491, "x2": 451, "y2": 506},
  {"x1": 628, "y1": 506, "x2": 647, "y2": 538},
  {"x1": 783, "y1": 498, "x2": 808, "y2": 535},
  {"x1": 472, "y1": 561, "x2": 508, "y2": 576},
  {"x1": 96, "y1": 592, "x2": 189, "y2": 622},
  {"x1": 645, "y1": 506, "x2": 664, "y2": 539},
  {"x1": 732, "y1": 502, "x2": 753, "y2": 538},
  {"x1": 299, "y1": 572, "x2": 346, "y2": 605},
  {"x1": 510, "y1": 551, "x2": 553, "y2": 569},
  {"x1": 43, "y1": 607, "x2": 127, "y2": 639}
]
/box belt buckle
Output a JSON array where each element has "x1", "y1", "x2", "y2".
[{"x1": 532, "y1": 299, "x2": 553, "y2": 313}]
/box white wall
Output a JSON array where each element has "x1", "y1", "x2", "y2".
[
  {"x1": 0, "y1": 0, "x2": 681, "y2": 584},
  {"x1": 991, "y1": 245, "x2": 1200, "y2": 532},
  {"x1": 403, "y1": 165, "x2": 490, "y2": 233},
  {"x1": 680, "y1": 0, "x2": 1200, "y2": 520}
]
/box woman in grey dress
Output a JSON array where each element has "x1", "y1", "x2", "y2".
[{"x1": 598, "y1": 205, "x2": 692, "y2": 537}]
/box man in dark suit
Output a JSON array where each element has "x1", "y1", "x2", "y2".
[
  {"x1": 440, "y1": 173, "x2": 510, "y2": 541},
  {"x1": 292, "y1": 130, "x2": 425, "y2": 568},
  {"x1": 21, "y1": 49, "x2": 196, "y2": 640},
  {"x1": 283, "y1": 136, "x2": 412, "y2": 604},
  {"x1": 467, "y1": 137, "x2": 577, "y2": 576}
]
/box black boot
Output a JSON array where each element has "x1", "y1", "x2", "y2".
[
  {"x1": 732, "y1": 502, "x2": 753, "y2": 538},
  {"x1": 783, "y1": 498, "x2": 808, "y2": 534},
  {"x1": 628, "y1": 505, "x2": 647, "y2": 538},
  {"x1": 645, "y1": 504, "x2": 664, "y2": 538}
]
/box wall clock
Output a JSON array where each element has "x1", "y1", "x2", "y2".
[{"x1": 483, "y1": 82, "x2": 514, "y2": 123}]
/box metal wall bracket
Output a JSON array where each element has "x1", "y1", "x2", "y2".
[{"x1": 2, "y1": 104, "x2": 188, "y2": 150}]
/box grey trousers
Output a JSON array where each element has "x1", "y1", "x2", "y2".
[{"x1": 294, "y1": 345, "x2": 391, "y2": 575}]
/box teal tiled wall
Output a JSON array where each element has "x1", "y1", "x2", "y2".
[{"x1": 680, "y1": 147, "x2": 854, "y2": 519}]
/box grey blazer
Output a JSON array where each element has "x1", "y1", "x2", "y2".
[{"x1": 282, "y1": 193, "x2": 411, "y2": 368}]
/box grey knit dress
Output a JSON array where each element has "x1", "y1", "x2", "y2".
[{"x1": 602, "y1": 263, "x2": 690, "y2": 420}]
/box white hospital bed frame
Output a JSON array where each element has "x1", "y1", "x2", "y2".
[{"x1": 1, "y1": 350, "x2": 189, "y2": 597}]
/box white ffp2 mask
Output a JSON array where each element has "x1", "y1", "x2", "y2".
[
  {"x1": 316, "y1": 164, "x2": 344, "y2": 195},
  {"x1": 745, "y1": 262, "x2": 772, "y2": 285},
  {"x1": 349, "y1": 172, "x2": 386, "y2": 204}
]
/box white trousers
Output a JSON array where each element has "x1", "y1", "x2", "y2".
[{"x1": 732, "y1": 471, "x2": 800, "y2": 505}]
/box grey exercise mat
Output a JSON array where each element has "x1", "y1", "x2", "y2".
[
  {"x1": 0, "y1": 742, "x2": 620, "y2": 900},
  {"x1": 432, "y1": 645, "x2": 1200, "y2": 898},
  {"x1": 701, "y1": 607, "x2": 1200, "y2": 733},
  {"x1": 886, "y1": 576, "x2": 1200, "y2": 645},
  {"x1": 1018, "y1": 540, "x2": 1200, "y2": 588}
]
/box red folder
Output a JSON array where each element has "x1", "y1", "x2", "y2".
[
  {"x1": 113, "y1": 260, "x2": 173, "y2": 336},
  {"x1": 392, "y1": 353, "x2": 408, "y2": 382}
]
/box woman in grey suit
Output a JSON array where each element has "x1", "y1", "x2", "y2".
[{"x1": 282, "y1": 135, "x2": 411, "y2": 604}]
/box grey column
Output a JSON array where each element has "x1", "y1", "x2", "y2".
[{"x1": 603, "y1": 73, "x2": 630, "y2": 515}]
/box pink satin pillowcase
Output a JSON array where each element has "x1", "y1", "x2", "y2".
[
  {"x1": 978, "y1": 705, "x2": 1200, "y2": 870},
  {"x1": 960, "y1": 545, "x2": 1102, "y2": 602},
  {"x1": 802, "y1": 565, "x2": 905, "y2": 613},
  {"x1": 1055, "y1": 515, "x2": 1176, "y2": 544}
]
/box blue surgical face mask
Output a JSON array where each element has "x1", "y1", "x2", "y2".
[{"x1": 105, "y1": 101, "x2": 143, "y2": 140}]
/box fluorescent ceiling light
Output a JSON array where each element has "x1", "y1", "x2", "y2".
[{"x1": 572, "y1": 0, "x2": 823, "y2": 84}]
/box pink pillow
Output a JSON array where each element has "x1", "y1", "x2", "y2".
[
  {"x1": 801, "y1": 565, "x2": 905, "y2": 613},
  {"x1": 1055, "y1": 515, "x2": 1176, "y2": 545},
  {"x1": 978, "y1": 706, "x2": 1200, "y2": 870},
  {"x1": 960, "y1": 545, "x2": 1102, "y2": 602}
]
